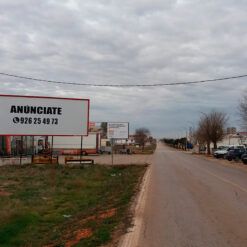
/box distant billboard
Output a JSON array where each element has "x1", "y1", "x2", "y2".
[
  {"x1": 107, "y1": 122, "x2": 129, "y2": 139},
  {"x1": 89, "y1": 122, "x2": 95, "y2": 128},
  {"x1": 0, "y1": 95, "x2": 89, "y2": 136}
]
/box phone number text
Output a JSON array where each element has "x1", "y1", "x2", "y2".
[{"x1": 12, "y1": 117, "x2": 59, "y2": 125}]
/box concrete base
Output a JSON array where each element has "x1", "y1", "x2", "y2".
[{"x1": 0, "y1": 157, "x2": 32, "y2": 166}]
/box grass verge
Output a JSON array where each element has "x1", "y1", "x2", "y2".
[{"x1": 0, "y1": 164, "x2": 147, "y2": 247}]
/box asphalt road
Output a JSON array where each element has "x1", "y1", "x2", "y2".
[{"x1": 137, "y1": 143, "x2": 247, "y2": 247}]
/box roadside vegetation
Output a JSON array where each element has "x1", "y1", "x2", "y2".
[
  {"x1": 162, "y1": 111, "x2": 228, "y2": 154},
  {"x1": 239, "y1": 91, "x2": 247, "y2": 131},
  {"x1": 162, "y1": 93, "x2": 247, "y2": 165},
  {"x1": 195, "y1": 111, "x2": 228, "y2": 154},
  {"x1": 133, "y1": 128, "x2": 156, "y2": 154},
  {"x1": 132, "y1": 143, "x2": 157, "y2": 154},
  {"x1": 0, "y1": 164, "x2": 147, "y2": 247}
]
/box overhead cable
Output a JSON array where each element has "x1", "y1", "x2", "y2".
[{"x1": 0, "y1": 72, "x2": 247, "y2": 88}]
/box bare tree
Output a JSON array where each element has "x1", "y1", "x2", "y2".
[
  {"x1": 196, "y1": 111, "x2": 227, "y2": 154},
  {"x1": 239, "y1": 92, "x2": 247, "y2": 130},
  {"x1": 188, "y1": 126, "x2": 198, "y2": 146},
  {"x1": 100, "y1": 122, "x2": 107, "y2": 138},
  {"x1": 134, "y1": 128, "x2": 150, "y2": 151},
  {"x1": 196, "y1": 114, "x2": 211, "y2": 154},
  {"x1": 209, "y1": 111, "x2": 228, "y2": 149}
]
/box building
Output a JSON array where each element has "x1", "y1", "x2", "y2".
[{"x1": 217, "y1": 132, "x2": 247, "y2": 146}]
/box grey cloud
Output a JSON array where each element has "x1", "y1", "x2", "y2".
[{"x1": 0, "y1": 0, "x2": 247, "y2": 137}]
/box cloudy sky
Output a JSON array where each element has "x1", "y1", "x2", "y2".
[{"x1": 0, "y1": 0, "x2": 247, "y2": 137}]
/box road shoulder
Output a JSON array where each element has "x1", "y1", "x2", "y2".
[{"x1": 118, "y1": 165, "x2": 152, "y2": 247}]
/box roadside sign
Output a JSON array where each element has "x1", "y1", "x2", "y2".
[
  {"x1": 0, "y1": 95, "x2": 89, "y2": 136},
  {"x1": 89, "y1": 122, "x2": 95, "y2": 128},
  {"x1": 107, "y1": 122, "x2": 129, "y2": 139}
]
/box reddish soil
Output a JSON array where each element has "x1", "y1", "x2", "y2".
[
  {"x1": 65, "y1": 228, "x2": 93, "y2": 247},
  {"x1": 99, "y1": 208, "x2": 117, "y2": 219},
  {"x1": 0, "y1": 189, "x2": 12, "y2": 196},
  {"x1": 44, "y1": 208, "x2": 117, "y2": 247}
]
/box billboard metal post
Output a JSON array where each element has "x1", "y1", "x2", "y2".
[
  {"x1": 25, "y1": 136, "x2": 27, "y2": 156},
  {"x1": 32, "y1": 136, "x2": 35, "y2": 155},
  {"x1": 111, "y1": 138, "x2": 114, "y2": 166},
  {"x1": 80, "y1": 136, "x2": 83, "y2": 164},
  {"x1": 50, "y1": 136, "x2": 54, "y2": 164},
  {"x1": 20, "y1": 136, "x2": 23, "y2": 165},
  {"x1": 32, "y1": 136, "x2": 35, "y2": 163}
]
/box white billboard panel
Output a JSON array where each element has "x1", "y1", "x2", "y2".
[
  {"x1": 0, "y1": 95, "x2": 89, "y2": 136},
  {"x1": 107, "y1": 122, "x2": 129, "y2": 139}
]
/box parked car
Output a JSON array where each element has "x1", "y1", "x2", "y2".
[
  {"x1": 99, "y1": 146, "x2": 112, "y2": 154},
  {"x1": 241, "y1": 153, "x2": 247, "y2": 164},
  {"x1": 119, "y1": 148, "x2": 132, "y2": 154},
  {"x1": 233, "y1": 145, "x2": 246, "y2": 151},
  {"x1": 225, "y1": 148, "x2": 246, "y2": 161},
  {"x1": 213, "y1": 146, "x2": 233, "y2": 159}
]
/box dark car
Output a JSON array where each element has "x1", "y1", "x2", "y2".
[
  {"x1": 241, "y1": 153, "x2": 247, "y2": 164},
  {"x1": 225, "y1": 148, "x2": 246, "y2": 161}
]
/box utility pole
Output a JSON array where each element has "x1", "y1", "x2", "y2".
[{"x1": 185, "y1": 130, "x2": 187, "y2": 151}]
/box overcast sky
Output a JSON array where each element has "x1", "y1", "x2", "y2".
[{"x1": 0, "y1": 0, "x2": 247, "y2": 137}]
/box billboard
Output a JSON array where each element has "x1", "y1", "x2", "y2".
[
  {"x1": 0, "y1": 95, "x2": 89, "y2": 136},
  {"x1": 107, "y1": 122, "x2": 129, "y2": 139}
]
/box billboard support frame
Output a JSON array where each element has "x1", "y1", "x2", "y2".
[
  {"x1": 50, "y1": 136, "x2": 54, "y2": 164},
  {"x1": 20, "y1": 136, "x2": 23, "y2": 165},
  {"x1": 111, "y1": 138, "x2": 114, "y2": 166},
  {"x1": 80, "y1": 136, "x2": 83, "y2": 164}
]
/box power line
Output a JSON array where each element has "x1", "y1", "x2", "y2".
[{"x1": 0, "y1": 72, "x2": 247, "y2": 88}]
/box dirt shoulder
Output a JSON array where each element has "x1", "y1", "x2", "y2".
[{"x1": 117, "y1": 165, "x2": 152, "y2": 247}]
